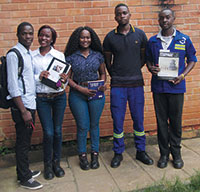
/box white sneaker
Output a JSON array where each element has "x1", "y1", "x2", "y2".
[{"x1": 20, "y1": 178, "x2": 43, "y2": 190}]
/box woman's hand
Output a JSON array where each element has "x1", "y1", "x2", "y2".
[
  {"x1": 39, "y1": 70, "x2": 50, "y2": 80},
  {"x1": 98, "y1": 84, "x2": 107, "y2": 92},
  {"x1": 79, "y1": 87, "x2": 97, "y2": 97},
  {"x1": 60, "y1": 73, "x2": 69, "y2": 83}
]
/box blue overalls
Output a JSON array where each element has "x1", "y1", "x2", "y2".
[{"x1": 111, "y1": 86, "x2": 146, "y2": 154}]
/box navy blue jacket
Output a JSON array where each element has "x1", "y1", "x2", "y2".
[{"x1": 146, "y1": 30, "x2": 197, "y2": 93}]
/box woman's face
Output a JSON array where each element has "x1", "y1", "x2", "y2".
[
  {"x1": 38, "y1": 28, "x2": 52, "y2": 48},
  {"x1": 79, "y1": 29, "x2": 91, "y2": 49}
]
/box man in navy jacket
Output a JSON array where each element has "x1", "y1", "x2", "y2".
[{"x1": 146, "y1": 8, "x2": 197, "y2": 169}]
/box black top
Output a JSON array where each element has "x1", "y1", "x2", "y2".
[{"x1": 103, "y1": 25, "x2": 147, "y2": 87}]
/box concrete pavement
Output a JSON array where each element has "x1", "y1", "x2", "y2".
[{"x1": 1, "y1": 137, "x2": 200, "y2": 192}]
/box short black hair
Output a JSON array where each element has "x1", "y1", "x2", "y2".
[
  {"x1": 64, "y1": 26, "x2": 102, "y2": 57},
  {"x1": 17, "y1": 22, "x2": 33, "y2": 36},
  {"x1": 159, "y1": 8, "x2": 175, "y2": 18},
  {"x1": 38, "y1": 25, "x2": 57, "y2": 46},
  {"x1": 115, "y1": 3, "x2": 129, "y2": 12}
]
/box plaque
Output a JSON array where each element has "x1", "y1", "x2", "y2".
[
  {"x1": 41, "y1": 57, "x2": 71, "y2": 90},
  {"x1": 157, "y1": 51, "x2": 179, "y2": 80}
]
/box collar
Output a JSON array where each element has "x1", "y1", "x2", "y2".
[
  {"x1": 75, "y1": 48, "x2": 93, "y2": 56},
  {"x1": 157, "y1": 28, "x2": 176, "y2": 39},
  {"x1": 114, "y1": 24, "x2": 135, "y2": 34},
  {"x1": 33, "y1": 46, "x2": 55, "y2": 57},
  {"x1": 17, "y1": 42, "x2": 30, "y2": 54}
]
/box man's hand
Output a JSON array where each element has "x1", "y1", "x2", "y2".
[
  {"x1": 169, "y1": 74, "x2": 184, "y2": 85},
  {"x1": 148, "y1": 65, "x2": 160, "y2": 75},
  {"x1": 21, "y1": 109, "x2": 33, "y2": 126}
]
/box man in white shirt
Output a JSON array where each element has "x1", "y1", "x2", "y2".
[{"x1": 6, "y1": 22, "x2": 43, "y2": 190}]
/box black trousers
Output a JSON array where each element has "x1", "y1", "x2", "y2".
[
  {"x1": 11, "y1": 107, "x2": 35, "y2": 183},
  {"x1": 153, "y1": 93, "x2": 184, "y2": 158}
]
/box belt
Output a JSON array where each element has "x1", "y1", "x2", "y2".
[{"x1": 37, "y1": 90, "x2": 65, "y2": 98}]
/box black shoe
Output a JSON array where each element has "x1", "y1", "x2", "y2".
[
  {"x1": 111, "y1": 153, "x2": 123, "y2": 168},
  {"x1": 91, "y1": 152, "x2": 100, "y2": 169},
  {"x1": 31, "y1": 170, "x2": 41, "y2": 179},
  {"x1": 53, "y1": 159, "x2": 65, "y2": 177},
  {"x1": 17, "y1": 170, "x2": 41, "y2": 183},
  {"x1": 136, "y1": 151, "x2": 154, "y2": 165},
  {"x1": 173, "y1": 157, "x2": 184, "y2": 169},
  {"x1": 157, "y1": 155, "x2": 169, "y2": 168},
  {"x1": 44, "y1": 162, "x2": 54, "y2": 180},
  {"x1": 79, "y1": 153, "x2": 90, "y2": 170},
  {"x1": 20, "y1": 178, "x2": 43, "y2": 190}
]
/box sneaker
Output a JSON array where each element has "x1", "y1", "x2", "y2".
[
  {"x1": 17, "y1": 170, "x2": 41, "y2": 183},
  {"x1": 20, "y1": 178, "x2": 43, "y2": 190},
  {"x1": 32, "y1": 170, "x2": 41, "y2": 178}
]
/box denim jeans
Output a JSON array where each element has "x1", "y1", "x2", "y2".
[
  {"x1": 36, "y1": 92, "x2": 66, "y2": 163},
  {"x1": 69, "y1": 89, "x2": 105, "y2": 154},
  {"x1": 11, "y1": 107, "x2": 35, "y2": 183}
]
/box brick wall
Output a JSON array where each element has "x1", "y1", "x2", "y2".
[{"x1": 0, "y1": 0, "x2": 199, "y2": 147}]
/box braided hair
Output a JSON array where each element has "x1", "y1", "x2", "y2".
[{"x1": 64, "y1": 26, "x2": 102, "y2": 57}]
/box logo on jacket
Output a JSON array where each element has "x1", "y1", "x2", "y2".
[
  {"x1": 179, "y1": 37, "x2": 186, "y2": 44},
  {"x1": 175, "y1": 37, "x2": 186, "y2": 50}
]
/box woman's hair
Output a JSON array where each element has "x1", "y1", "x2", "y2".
[
  {"x1": 64, "y1": 26, "x2": 102, "y2": 57},
  {"x1": 37, "y1": 25, "x2": 57, "y2": 46}
]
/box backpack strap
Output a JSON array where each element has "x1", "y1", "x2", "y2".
[{"x1": 7, "y1": 48, "x2": 26, "y2": 94}]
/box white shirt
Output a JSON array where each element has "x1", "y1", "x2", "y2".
[
  {"x1": 32, "y1": 47, "x2": 66, "y2": 93},
  {"x1": 157, "y1": 28, "x2": 176, "y2": 50},
  {"x1": 6, "y1": 43, "x2": 36, "y2": 109}
]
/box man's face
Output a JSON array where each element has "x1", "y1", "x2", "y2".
[
  {"x1": 17, "y1": 25, "x2": 34, "y2": 50},
  {"x1": 115, "y1": 6, "x2": 131, "y2": 26},
  {"x1": 158, "y1": 9, "x2": 175, "y2": 31}
]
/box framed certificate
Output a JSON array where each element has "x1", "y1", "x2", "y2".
[
  {"x1": 157, "y1": 52, "x2": 179, "y2": 80},
  {"x1": 41, "y1": 57, "x2": 71, "y2": 90}
]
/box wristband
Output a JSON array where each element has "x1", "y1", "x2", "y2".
[{"x1": 181, "y1": 74, "x2": 185, "y2": 80}]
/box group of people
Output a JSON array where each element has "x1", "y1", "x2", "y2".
[{"x1": 6, "y1": 3, "x2": 197, "y2": 190}]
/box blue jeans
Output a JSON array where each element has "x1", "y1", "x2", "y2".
[
  {"x1": 36, "y1": 92, "x2": 66, "y2": 163},
  {"x1": 69, "y1": 89, "x2": 105, "y2": 154},
  {"x1": 111, "y1": 87, "x2": 146, "y2": 154}
]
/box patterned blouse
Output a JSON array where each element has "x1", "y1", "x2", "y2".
[{"x1": 65, "y1": 49, "x2": 104, "y2": 83}]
